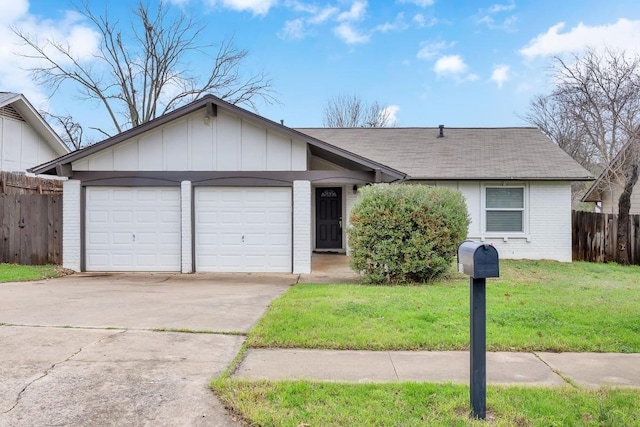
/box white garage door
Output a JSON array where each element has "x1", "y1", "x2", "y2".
[
  {"x1": 195, "y1": 187, "x2": 292, "y2": 272},
  {"x1": 85, "y1": 187, "x2": 181, "y2": 271}
]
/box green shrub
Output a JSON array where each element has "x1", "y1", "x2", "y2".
[{"x1": 348, "y1": 184, "x2": 469, "y2": 284}]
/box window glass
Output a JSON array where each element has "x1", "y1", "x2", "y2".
[
  {"x1": 485, "y1": 187, "x2": 524, "y2": 233},
  {"x1": 486, "y1": 211, "x2": 523, "y2": 232},
  {"x1": 486, "y1": 188, "x2": 523, "y2": 209}
]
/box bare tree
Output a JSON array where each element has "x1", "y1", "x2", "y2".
[
  {"x1": 526, "y1": 48, "x2": 640, "y2": 264},
  {"x1": 525, "y1": 95, "x2": 597, "y2": 172},
  {"x1": 323, "y1": 94, "x2": 396, "y2": 127},
  {"x1": 41, "y1": 112, "x2": 84, "y2": 151},
  {"x1": 13, "y1": 1, "x2": 275, "y2": 146}
]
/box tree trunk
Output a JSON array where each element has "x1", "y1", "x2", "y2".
[{"x1": 617, "y1": 163, "x2": 639, "y2": 265}]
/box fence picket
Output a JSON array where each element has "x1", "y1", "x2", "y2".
[
  {"x1": 0, "y1": 194, "x2": 63, "y2": 265},
  {"x1": 572, "y1": 210, "x2": 640, "y2": 265}
]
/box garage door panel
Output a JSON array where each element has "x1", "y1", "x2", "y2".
[
  {"x1": 86, "y1": 187, "x2": 181, "y2": 272},
  {"x1": 112, "y1": 232, "x2": 133, "y2": 245},
  {"x1": 87, "y1": 232, "x2": 109, "y2": 245},
  {"x1": 269, "y1": 212, "x2": 290, "y2": 225},
  {"x1": 88, "y1": 211, "x2": 108, "y2": 223},
  {"x1": 112, "y1": 189, "x2": 134, "y2": 201},
  {"x1": 111, "y1": 254, "x2": 134, "y2": 267},
  {"x1": 159, "y1": 232, "x2": 180, "y2": 245},
  {"x1": 160, "y1": 211, "x2": 180, "y2": 223},
  {"x1": 113, "y1": 210, "x2": 133, "y2": 223},
  {"x1": 195, "y1": 187, "x2": 292, "y2": 272},
  {"x1": 87, "y1": 253, "x2": 108, "y2": 266}
]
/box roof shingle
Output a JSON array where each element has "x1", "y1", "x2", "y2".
[{"x1": 296, "y1": 127, "x2": 593, "y2": 180}]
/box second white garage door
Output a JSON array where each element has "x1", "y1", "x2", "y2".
[{"x1": 195, "y1": 187, "x2": 292, "y2": 272}]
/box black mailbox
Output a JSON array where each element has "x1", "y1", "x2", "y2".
[
  {"x1": 457, "y1": 240, "x2": 499, "y2": 420},
  {"x1": 457, "y1": 241, "x2": 499, "y2": 279}
]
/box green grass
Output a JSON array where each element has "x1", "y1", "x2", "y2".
[
  {"x1": 0, "y1": 263, "x2": 63, "y2": 283},
  {"x1": 213, "y1": 380, "x2": 640, "y2": 426},
  {"x1": 247, "y1": 260, "x2": 640, "y2": 352}
]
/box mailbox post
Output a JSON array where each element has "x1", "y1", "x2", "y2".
[{"x1": 457, "y1": 241, "x2": 499, "y2": 420}]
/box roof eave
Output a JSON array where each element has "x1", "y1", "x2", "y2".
[{"x1": 3, "y1": 94, "x2": 69, "y2": 157}]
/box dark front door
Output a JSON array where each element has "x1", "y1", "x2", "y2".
[{"x1": 316, "y1": 187, "x2": 342, "y2": 249}]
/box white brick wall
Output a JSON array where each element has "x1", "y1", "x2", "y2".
[
  {"x1": 293, "y1": 180, "x2": 311, "y2": 274},
  {"x1": 180, "y1": 181, "x2": 193, "y2": 273},
  {"x1": 62, "y1": 179, "x2": 81, "y2": 271},
  {"x1": 344, "y1": 185, "x2": 359, "y2": 255},
  {"x1": 413, "y1": 180, "x2": 573, "y2": 262},
  {"x1": 471, "y1": 182, "x2": 573, "y2": 262}
]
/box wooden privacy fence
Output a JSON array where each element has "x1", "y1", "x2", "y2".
[
  {"x1": 1, "y1": 171, "x2": 63, "y2": 265},
  {"x1": 0, "y1": 171, "x2": 63, "y2": 195},
  {"x1": 572, "y1": 210, "x2": 640, "y2": 265},
  {"x1": 0, "y1": 194, "x2": 62, "y2": 265}
]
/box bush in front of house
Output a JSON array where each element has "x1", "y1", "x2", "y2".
[{"x1": 348, "y1": 184, "x2": 469, "y2": 284}]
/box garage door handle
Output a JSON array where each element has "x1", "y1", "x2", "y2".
[
  {"x1": 242, "y1": 235, "x2": 245, "y2": 242},
  {"x1": 132, "y1": 233, "x2": 136, "y2": 242}
]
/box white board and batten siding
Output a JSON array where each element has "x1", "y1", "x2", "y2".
[
  {"x1": 600, "y1": 184, "x2": 640, "y2": 215},
  {"x1": 85, "y1": 187, "x2": 181, "y2": 271},
  {"x1": 195, "y1": 187, "x2": 292, "y2": 272},
  {"x1": 1, "y1": 114, "x2": 59, "y2": 172},
  {"x1": 72, "y1": 109, "x2": 307, "y2": 172}
]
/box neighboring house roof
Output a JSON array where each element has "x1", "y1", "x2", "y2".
[
  {"x1": 0, "y1": 92, "x2": 69, "y2": 156},
  {"x1": 29, "y1": 94, "x2": 406, "y2": 181},
  {"x1": 296, "y1": 127, "x2": 593, "y2": 181},
  {"x1": 581, "y1": 141, "x2": 636, "y2": 202}
]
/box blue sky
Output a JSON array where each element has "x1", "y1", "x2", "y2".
[{"x1": 2, "y1": 0, "x2": 640, "y2": 140}]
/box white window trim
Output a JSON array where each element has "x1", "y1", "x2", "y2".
[{"x1": 481, "y1": 183, "x2": 529, "y2": 238}]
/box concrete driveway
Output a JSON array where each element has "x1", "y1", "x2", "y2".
[{"x1": 0, "y1": 273, "x2": 294, "y2": 426}]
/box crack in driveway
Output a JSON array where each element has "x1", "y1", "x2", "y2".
[{"x1": 1, "y1": 329, "x2": 127, "y2": 415}]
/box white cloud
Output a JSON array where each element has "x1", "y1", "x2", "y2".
[
  {"x1": 475, "y1": 1, "x2": 517, "y2": 31},
  {"x1": 215, "y1": 0, "x2": 277, "y2": 15},
  {"x1": 488, "y1": 1, "x2": 515, "y2": 13},
  {"x1": 280, "y1": 1, "x2": 372, "y2": 44},
  {"x1": 490, "y1": 64, "x2": 510, "y2": 87},
  {"x1": 0, "y1": 3, "x2": 100, "y2": 110},
  {"x1": 0, "y1": 0, "x2": 28, "y2": 24},
  {"x1": 337, "y1": 1, "x2": 367, "y2": 22},
  {"x1": 334, "y1": 23, "x2": 370, "y2": 44},
  {"x1": 417, "y1": 40, "x2": 455, "y2": 60},
  {"x1": 434, "y1": 55, "x2": 467, "y2": 75},
  {"x1": 308, "y1": 6, "x2": 339, "y2": 24},
  {"x1": 397, "y1": 0, "x2": 435, "y2": 7},
  {"x1": 433, "y1": 55, "x2": 478, "y2": 82},
  {"x1": 412, "y1": 13, "x2": 437, "y2": 28},
  {"x1": 520, "y1": 19, "x2": 640, "y2": 58},
  {"x1": 374, "y1": 13, "x2": 408, "y2": 33},
  {"x1": 279, "y1": 19, "x2": 306, "y2": 40},
  {"x1": 381, "y1": 104, "x2": 400, "y2": 125},
  {"x1": 278, "y1": 4, "x2": 339, "y2": 40}
]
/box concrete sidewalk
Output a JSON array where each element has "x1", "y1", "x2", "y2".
[{"x1": 234, "y1": 349, "x2": 640, "y2": 388}]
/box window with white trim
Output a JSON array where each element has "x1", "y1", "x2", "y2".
[{"x1": 485, "y1": 187, "x2": 524, "y2": 233}]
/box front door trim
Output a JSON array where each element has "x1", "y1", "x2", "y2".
[{"x1": 315, "y1": 186, "x2": 343, "y2": 250}]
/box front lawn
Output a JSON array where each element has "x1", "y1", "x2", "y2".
[
  {"x1": 247, "y1": 260, "x2": 640, "y2": 352},
  {"x1": 0, "y1": 263, "x2": 63, "y2": 283},
  {"x1": 213, "y1": 380, "x2": 640, "y2": 426}
]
